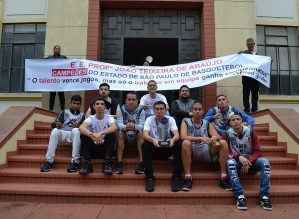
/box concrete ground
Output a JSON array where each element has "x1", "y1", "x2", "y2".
[{"x1": 0, "y1": 202, "x2": 298, "y2": 219}]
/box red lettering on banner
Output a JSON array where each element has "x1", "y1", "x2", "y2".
[{"x1": 52, "y1": 68, "x2": 88, "y2": 76}]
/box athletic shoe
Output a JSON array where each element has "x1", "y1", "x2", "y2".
[
  {"x1": 145, "y1": 178, "x2": 155, "y2": 192},
  {"x1": 79, "y1": 160, "x2": 93, "y2": 175},
  {"x1": 220, "y1": 176, "x2": 233, "y2": 191},
  {"x1": 102, "y1": 160, "x2": 113, "y2": 175},
  {"x1": 40, "y1": 161, "x2": 53, "y2": 172},
  {"x1": 261, "y1": 196, "x2": 273, "y2": 211},
  {"x1": 171, "y1": 177, "x2": 181, "y2": 192},
  {"x1": 236, "y1": 195, "x2": 247, "y2": 210},
  {"x1": 67, "y1": 162, "x2": 79, "y2": 172},
  {"x1": 115, "y1": 161, "x2": 124, "y2": 174},
  {"x1": 181, "y1": 176, "x2": 193, "y2": 191},
  {"x1": 134, "y1": 161, "x2": 144, "y2": 174}
]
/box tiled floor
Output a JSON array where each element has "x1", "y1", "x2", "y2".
[{"x1": 0, "y1": 202, "x2": 298, "y2": 219}]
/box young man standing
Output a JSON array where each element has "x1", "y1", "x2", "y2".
[
  {"x1": 204, "y1": 94, "x2": 254, "y2": 136},
  {"x1": 40, "y1": 95, "x2": 85, "y2": 172},
  {"x1": 85, "y1": 83, "x2": 119, "y2": 119},
  {"x1": 180, "y1": 102, "x2": 232, "y2": 191},
  {"x1": 139, "y1": 80, "x2": 169, "y2": 118},
  {"x1": 142, "y1": 101, "x2": 182, "y2": 192},
  {"x1": 115, "y1": 92, "x2": 145, "y2": 174},
  {"x1": 223, "y1": 112, "x2": 272, "y2": 211},
  {"x1": 79, "y1": 97, "x2": 117, "y2": 175}
]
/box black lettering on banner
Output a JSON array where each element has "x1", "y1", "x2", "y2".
[{"x1": 32, "y1": 78, "x2": 37, "y2": 83}]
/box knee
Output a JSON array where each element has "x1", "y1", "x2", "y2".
[
  {"x1": 219, "y1": 140, "x2": 228, "y2": 149},
  {"x1": 227, "y1": 159, "x2": 237, "y2": 170},
  {"x1": 118, "y1": 131, "x2": 125, "y2": 140},
  {"x1": 51, "y1": 128, "x2": 60, "y2": 137},
  {"x1": 71, "y1": 128, "x2": 80, "y2": 136},
  {"x1": 259, "y1": 158, "x2": 271, "y2": 174},
  {"x1": 182, "y1": 140, "x2": 191, "y2": 151}
]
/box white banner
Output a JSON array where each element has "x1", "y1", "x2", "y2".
[{"x1": 25, "y1": 54, "x2": 271, "y2": 91}]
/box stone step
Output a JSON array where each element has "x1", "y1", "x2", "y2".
[
  {"x1": 0, "y1": 183, "x2": 298, "y2": 205},
  {"x1": 0, "y1": 168, "x2": 298, "y2": 186},
  {"x1": 7, "y1": 155, "x2": 297, "y2": 171}
]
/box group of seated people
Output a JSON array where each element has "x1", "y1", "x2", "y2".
[{"x1": 40, "y1": 81, "x2": 272, "y2": 211}]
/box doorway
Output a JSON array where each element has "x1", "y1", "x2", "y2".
[{"x1": 123, "y1": 38, "x2": 179, "y2": 105}]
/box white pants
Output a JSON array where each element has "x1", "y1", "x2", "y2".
[{"x1": 46, "y1": 128, "x2": 81, "y2": 164}]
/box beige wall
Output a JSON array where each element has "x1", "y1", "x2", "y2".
[
  {"x1": 42, "y1": 0, "x2": 89, "y2": 112},
  {"x1": 214, "y1": 0, "x2": 256, "y2": 109}
]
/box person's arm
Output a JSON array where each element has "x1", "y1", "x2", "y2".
[
  {"x1": 222, "y1": 133, "x2": 239, "y2": 160},
  {"x1": 171, "y1": 101, "x2": 190, "y2": 118},
  {"x1": 134, "y1": 110, "x2": 145, "y2": 131},
  {"x1": 85, "y1": 108, "x2": 92, "y2": 119},
  {"x1": 79, "y1": 121, "x2": 93, "y2": 137},
  {"x1": 247, "y1": 131, "x2": 262, "y2": 163},
  {"x1": 112, "y1": 105, "x2": 120, "y2": 119},
  {"x1": 116, "y1": 107, "x2": 126, "y2": 131},
  {"x1": 139, "y1": 96, "x2": 150, "y2": 110},
  {"x1": 207, "y1": 122, "x2": 221, "y2": 141},
  {"x1": 234, "y1": 107, "x2": 255, "y2": 127},
  {"x1": 77, "y1": 114, "x2": 86, "y2": 127},
  {"x1": 203, "y1": 108, "x2": 215, "y2": 122},
  {"x1": 51, "y1": 111, "x2": 65, "y2": 129}
]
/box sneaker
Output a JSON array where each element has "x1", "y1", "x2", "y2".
[
  {"x1": 102, "y1": 160, "x2": 113, "y2": 175},
  {"x1": 40, "y1": 161, "x2": 53, "y2": 172},
  {"x1": 220, "y1": 176, "x2": 233, "y2": 191},
  {"x1": 67, "y1": 161, "x2": 79, "y2": 172},
  {"x1": 79, "y1": 160, "x2": 93, "y2": 175},
  {"x1": 115, "y1": 161, "x2": 124, "y2": 174},
  {"x1": 181, "y1": 176, "x2": 193, "y2": 191},
  {"x1": 171, "y1": 177, "x2": 181, "y2": 192},
  {"x1": 236, "y1": 195, "x2": 247, "y2": 210},
  {"x1": 145, "y1": 178, "x2": 155, "y2": 192},
  {"x1": 261, "y1": 196, "x2": 273, "y2": 211},
  {"x1": 134, "y1": 161, "x2": 144, "y2": 174}
]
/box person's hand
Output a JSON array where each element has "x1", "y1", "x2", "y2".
[
  {"x1": 126, "y1": 123, "x2": 135, "y2": 131},
  {"x1": 243, "y1": 122, "x2": 248, "y2": 126},
  {"x1": 145, "y1": 104, "x2": 151, "y2": 109},
  {"x1": 239, "y1": 156, "x2": 252, "y2": 167},
  {"x1": 167, "y1": 139, "x2": 174, "y2": 147},
  {"x1": 237, "y1": 50, "x2": 242, "y2": 54},
  {"x1": 152, "y1": 138, "x2": 160, "y2": 147},
  {"x1": 94, "y1": 138, "x2": 103, "y2": 145},
  {"x1": 56, "y1": 120, "x2": 63, "y2": 129},
  {"x1": 93, "y1": 132, "x2": 103, "y2": 139},
  {"x1": 214, "y1": 109, "x2": 222, "y2": 119},
  {"x1": 201, "y1": 137, "x2": 214, "y2": 147},
  {"x1": 72, "y1": 122, "x2": 79, "y2": 128}
]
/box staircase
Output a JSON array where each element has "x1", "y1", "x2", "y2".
[{"x1": 0, "y1": 122, "x2": 299, "y2": 205}]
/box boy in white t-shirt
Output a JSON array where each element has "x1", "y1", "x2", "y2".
[
  {"x1": 142, "y1": 101, "x2": 182, "y2": 192},
  {"x1": 79, "y1": 97, "x2": 117, "y2": 175},
  {"x1": 139, "y1": 80, "x2": 169, "y2": 118}
]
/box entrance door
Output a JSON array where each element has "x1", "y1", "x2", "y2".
[{"x1": 101, "y1": 9, "x2": 201, "y2": 104}]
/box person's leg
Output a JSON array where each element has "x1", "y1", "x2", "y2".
[
  {"x1": 142, "y1": 140, "x2": 155, "y2": 192},
  {"x1": 242, "y1": 83, "x2": 251, "y2": 113},
  {"x1": 181, "y1": 140, "x2": 193, "y2": 175},
  {"x1": 227, "y1": 159, "x2": 244, "y2": 199},
  {"x1": 134, "y1": 131, "x2": 145, "y2": 174},
  {"x1": 117, "y1": 131, "x2": 126, "y2": 162},
  {"x1": 66, "y1": 128, "x2": 81, "y2": 172},
  {"x1": 171, "y1": 140, "x2": 182, "y2": 192},
  {"x1": 79, "y1": 134, "x2": 94, "y2": 175},
  {"x1": 248, "y1": 158, "x2": 271, "y2": 198},
  {"x1": 45, "y1": 128, "x2": 63, "y2": 163},
  {"x1": 101, "y1": 133, "x2": 116, "y2": 175},
  {"x1": 58, "y1": 92, "x2": 65, "y2": 111},
  {"x1": 181, "y1": 140, "x2": 193, "y2": 191},
  {"x1": 251, "y1": 81, "x2": 260, "y2": 112},
  {"x1": 49, "y1": 92, "x2": 56, "y2": 111}
]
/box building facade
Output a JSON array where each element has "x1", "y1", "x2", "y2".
[{"x1": 0, "y1": 0, "x2": 299, "y2": 114}]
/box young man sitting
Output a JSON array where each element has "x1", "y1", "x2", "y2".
[
  {"x1": 115, "y1": 92, "x2": 145, "y2": 174},
  {"x1": 223, "y1": 111, "x2": 272, "y2": 211},
  {"x1": 79, "y1": 97, "x2": 117, "y2": 175},
  {"x1": 180, "y1": 102, "x2": 232, "y2": 191},
  {"x1": 41, "y1": 95, "x2": 85, "y2": 172},
  {"x1": 142, "y1": 101, "x2": 182, "y2": 192}
]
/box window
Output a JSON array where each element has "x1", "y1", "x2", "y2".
[
  {"x1": 0, "y1": 23, "x2": 46, "y2": 93},
  {"x1": 257, "y1": 26, "x2": 299, "y2": 95}
]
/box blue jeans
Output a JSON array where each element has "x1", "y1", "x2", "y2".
[{"x1": 227, "y1": 158, "x2": 271, "y2": 199}]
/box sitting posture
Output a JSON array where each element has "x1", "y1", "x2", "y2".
[
  {"x1": 142, "y1": 101, "x2": 182, "y2": 192},
  {"x1": 223, "y1": 112, "x2": 272, "y2": 211},
  {"x1": 79, "y1": 97, "x2": 117, "y2": 175},
  {"x1": 115, "y1": 92, "x2": 145, "y2": 174},
  {"x1": 180, "y1": 102, "x2": 232, "y2": 191},
  {"x1": 41, "y1": 95, "x2": 85, "y2": 172},
  {"x1": 204, "y1": 94, "x2": 254, "y2": 136}
]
